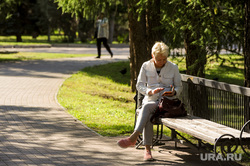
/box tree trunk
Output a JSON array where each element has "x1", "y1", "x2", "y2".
[
  {"x1": 245, "y1": 0, "x2": 250, "y2": 88},
  {"x1": 184, "y1": 29, "x2": 206, "y2": 77},
  {"x1": 109, "y1": 6, "x2": 117, "y2": 43},
  {"x1": 244, "y1": 0, "x2": 250, "y2": 131},
  {"x1": 128, "y1": 0, "x2": 148, "y2": 92},
  {"x1": 47, "y1": 25, "x2": 51, "y2": 42},
  {"x1": 184, "y1": 28, "x2": 208, "y2": 118},
  {"x1": 45, "y1": 0, "x2": 50, "y2": 42},
  {"x1": 146, "y1": 0, "x2": 163, "y2": 56},
  {"x1": 16, "y1": 34, "x2": 22, "y2": 42}
]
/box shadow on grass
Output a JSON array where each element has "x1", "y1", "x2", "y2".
[
  {"x1": 0, "y1": 51, "x2": 18, "y2": 54},
  {"x1": 0, "y1": 59, "x2": 21, "y2": 62},
  {"x1": 82, "y1": 59, "x2": 244, "y2": 87},
  {"x1": 81, "y1": 61, "x2": 131, "y2": 85}
]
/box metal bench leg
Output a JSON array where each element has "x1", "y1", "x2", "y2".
[
  {"x1": 170, "y1": 128, "x2": 178, "y2": 148},
  {"x1": 152, "y1": 124, "x2": 165, "y2": 148},
  {"x1": 136, "y1": 140, "x2": 143, "y2": 149},
  {"x1": 160, "y1": 124, "x2": 163, "y2": 139}
]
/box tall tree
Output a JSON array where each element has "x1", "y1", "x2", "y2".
[
  {"x1": 128, "y1": 0, "x2": 147, "y2": 91},
  {"x1": 37, "y1": 0, "x2": 51, "y2": 41},
  {"x1": 146, "y1": 0, "x2": 163, "y2": 55},
  {"x1": 183, "y1": 3, "x2": 207, "y2": 77},
  {"x1": 128, "y1": 0, "x2": 163, "y2": 91},
  {"x1": 244, "y1": 0, "x2": 250, "y2": 129},
  {"x1": 245, "y1": 0, "x2": 250, "y2": 88}
]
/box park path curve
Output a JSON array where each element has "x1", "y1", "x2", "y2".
[{"x1": 0, "y1": 56, "x2": 145, "y2": 166}]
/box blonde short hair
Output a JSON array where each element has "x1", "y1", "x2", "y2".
[{"x1": 151, "y1": 42, "x2": 169, "y2": 58}]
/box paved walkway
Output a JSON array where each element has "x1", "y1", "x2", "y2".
[{"x1": 0, "y1": 47, "x2": 227, "y2": 165}]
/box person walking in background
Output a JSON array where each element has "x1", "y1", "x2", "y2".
[
  {"x1": 117, "y1": 41, "x2": 183, "y2": 161},
  {"x1": 95, "y1": 13, "x2": 113, "y2": 58}
]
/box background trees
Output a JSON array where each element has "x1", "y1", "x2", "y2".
[
  {"x1": 55, "y1": 0, "x2": 128, "y2": 43},
  {"x1": 160, "y1": 0, "x2": 245, "y2": 77},
  {"x1": 0, "y1": 0, "x2": 74, "y2": 42},
  {"x1": 0, "y1": 0, "x2": 40, "y2": 42},
  {"x1": 128, "y1": 0, "x2": 247, "y2": 90},
  {"x1": 0, "y1": 0, "x2": 249, "y2": 89}
]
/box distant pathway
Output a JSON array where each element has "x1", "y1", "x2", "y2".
[{"x1": 1, "y1": 46, "x2": 130, "y2": 55}]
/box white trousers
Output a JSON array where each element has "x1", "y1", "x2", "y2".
[{"x1": 134, "y1": 101, "x2": 158, "y2": 145}]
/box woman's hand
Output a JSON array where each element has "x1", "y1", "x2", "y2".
[{"x1": 148, "y1": 88, "x2": 164, "y2": 96}]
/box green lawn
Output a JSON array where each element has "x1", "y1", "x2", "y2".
[
  {"x1": 0, "y1": 35, "x2": 63, "y2": 45},
  {"x1": 57, "y1": 61, "x2": 135, "y2": 136},
  {"x1": 170, "y1": 54, "x2": 245, "y2": 86}
]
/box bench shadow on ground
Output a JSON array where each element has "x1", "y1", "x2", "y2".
[{"x1": 148, "y1": 141, "x2": 242, "y2": 166}]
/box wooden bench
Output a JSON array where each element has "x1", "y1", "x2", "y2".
[
  {"x1": 161, "y1": 115, "x2": 250, "y2": 156},
  {"x1": 134, "y1": 90, "x2": 250, "y2": 156}
]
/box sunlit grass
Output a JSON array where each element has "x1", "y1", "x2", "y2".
[
  {"x1": 57, "y1": 61, "x2": 135, "y2": 136},
  {"x1": 205, "y1": 54, "x2": 244, "y2": 86},
  {"x1": 0, "y1": 35, "x2": 64, "y2": 45},
  {"x1": 169, "y1": 54, "x2": 244, "y2": 86}
]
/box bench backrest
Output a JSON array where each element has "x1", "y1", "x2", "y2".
[{"x1": 181, "y1": 74, "x2": 250, "y2": 131}]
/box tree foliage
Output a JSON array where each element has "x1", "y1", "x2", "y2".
[
  {"x1": 54, "y1": 0, "x2": 127, "y2": 43},
  {"x1": 54, "y1": 0, "x2": 248, "y2": 89},
  {"x1": 160, "y1": 0, "x2": 244, "y2": 76},
  {"x1": 0, "y1": 0, "x2": 42, "y2": 41},
  {"x1": 55, "y1": 0, "x2": 122, "y2": 18}
]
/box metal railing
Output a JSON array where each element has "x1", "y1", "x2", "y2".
[{"x1": 180, "y1": 74, "x2": 250, "y2": 131}]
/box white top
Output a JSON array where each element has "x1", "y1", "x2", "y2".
[
  {"x1": 96, "y1": 17, "x2": 109, "y2": 39},
  {"x1": 136, "y1": 59, "x2": 183, "y2": 103}
]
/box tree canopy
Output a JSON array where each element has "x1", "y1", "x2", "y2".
[{"x1": 54, "y1": 0, "x2": 249, "y2": 89}]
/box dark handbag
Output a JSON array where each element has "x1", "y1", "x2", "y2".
[{"x1": 150, "y1": 97, "x2": 187, "y2": 124}]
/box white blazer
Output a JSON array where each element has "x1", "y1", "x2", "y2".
[
  {"x1": 96, "y1": 17, "x2": 109, "y2": 39},
  {"x1": 136, "y1": 59, "x2": 183, "y2": 103}
]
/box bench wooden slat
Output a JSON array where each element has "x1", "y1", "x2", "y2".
[
  {"x1": 161, "y1": 115, "x2": 250, "y2": 144},
  {"x1": 172, "y1": 116, "x2": 242, "y2": 137},
  {"x1": 161, "y1": 116, "x2": 219, "y2": 143},
  {"x1": 166, "y1": 118, "x2": 230, "y2": 140},
  {"x1": 189, "y1": 116, "x2": 250, "y2": 137}
]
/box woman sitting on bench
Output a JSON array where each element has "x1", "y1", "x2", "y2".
[{"x1": 117, "y1": 41, "x2": 183, "y2": 161}]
